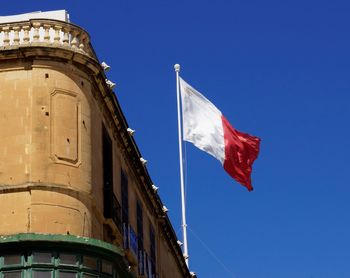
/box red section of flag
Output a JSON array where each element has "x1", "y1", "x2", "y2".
[{"x1": 222, "y1": 115, "x2": 261, "y2": 191}]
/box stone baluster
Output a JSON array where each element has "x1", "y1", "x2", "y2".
[
  {"x1": 79, "y1": 33, "x2": 86, "y2": 52},
  {"x1": 54, "y1": 25, "x2": 62, "y2": 44},
  {"x1": 84, "y1": 36, "x2": 91, "y2": 56},
  {"x1": 71, "y1": 30, "x2": 78, "y2": 49},
  {"x1": 2, "y1": 26, "x2": 10, "y2": 46},
  {"x1": 12, "y1": 26, "x2": 20, "y2": 45},
  {"x1": 22, "y1": 25, "x2": 30, "y2": 44},
  {"x1": 0, "y1": 21, "x2": 93, "y2": 58},
  {"x1": 62, "y1": 27, "x2": 69, "y2": 46},
  {"x1": 43, "y1": 24, "x2": 51, "y2": 43},
  {"x1": 32, "y1": 22, "x2": 41, "y2": 42}
]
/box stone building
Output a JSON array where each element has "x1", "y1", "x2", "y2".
[{"x1": 0, "y1": 10, "x2": 192, "y2": 278}]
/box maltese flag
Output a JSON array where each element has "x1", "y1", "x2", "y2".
[{"x1": 179, "y1": 77, "x2": 260, "y2": 191}]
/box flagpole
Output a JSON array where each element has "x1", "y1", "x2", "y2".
[{"x1": 174, "y1": 63, "x2": 189, "y2": 266}]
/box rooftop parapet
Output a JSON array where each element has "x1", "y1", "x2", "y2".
[{"x1": 0, "y1": 18, "x2": 95, "y2": 59}]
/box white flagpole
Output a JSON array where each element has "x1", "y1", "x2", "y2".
[{"x1": 174, "y1": 64, "x2": 189, "y2": 266}]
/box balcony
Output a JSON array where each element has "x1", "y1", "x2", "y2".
[
  {"x1": 103, "y1": 189, "x2": 122, "y2": 233},
  {"x1": 123, "y1": 223, "x2": 138, "y2": 265},
  {"x1": 138, "y1": 250, "x2": 157, "y2": 278},
  {"x1": 0, "y1": 18, "x2": 95, "y2": 59}
]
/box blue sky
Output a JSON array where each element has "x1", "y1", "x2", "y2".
[{"x1": 2, "y1": 1, "x2": 350, "y2": 277}]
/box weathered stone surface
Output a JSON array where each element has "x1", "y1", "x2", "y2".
[{"x1": 0, "y1": 18, "x2": 192, "y2": 277}]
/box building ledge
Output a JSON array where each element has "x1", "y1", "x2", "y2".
[{"x1": 0, "y1": 233, "x2": 124, "y2": 257}]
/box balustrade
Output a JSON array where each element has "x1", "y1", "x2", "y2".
[{"x1": 0, "y1": 19, "x2": 94, "y2": 58}]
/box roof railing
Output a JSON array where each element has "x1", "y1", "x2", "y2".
[{"x1": 0, "y1": 18, "x2": 95, "y2": 58}]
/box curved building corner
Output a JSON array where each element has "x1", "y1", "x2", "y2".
[{"x1": 0, "y1": 10, "x2": 193, "y2": 278}]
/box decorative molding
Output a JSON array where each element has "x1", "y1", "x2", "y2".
[{"x1": 50, "y1": 89, "x2": 82, "y2": 167}]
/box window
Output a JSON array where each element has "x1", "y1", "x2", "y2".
[
  {"x1": 103, "y1": 125, "x2": 113, "y2": 219},
  {"x1": 102, "y1": 126, "x2": 113, "y2": 189},
  {"x1": 102, "y1": 126, "x2": 122, "y2": 231},
  {"x1": 33, "y1": 253, "x2": 52, "y2": 264},
  {"x1": 121, "y1": 170, "x2": 128, "y2": 224},
  {"x1": 121, "y1": 170, "x2": 129, "y2": 249},
  {"x1": 82, "y1": 256, "x2": 97, "y2": 270},
  {"x1": 3, "y1": 271, "x2": 22, "y2": 278},
  {"x1": 137, "y1": 201, "x2": 144, "y2": 243},
  {"x1": 0, "y1": 252, "x2": 117, "y2": 278},
  {"x1": 150, "y1": 225, "x2": 156, "y2": 277},
  {"x1": 59, "y1": 254, "x2": 77, "y2": 266},
  {"x1": 136, "y1": 201, "x2": 144, "y2": 275},
  {"x1": 136, "y1": 202, "x2": 143, "y2": 247},
  {"x1": 101, "y1": 261, "x2": 113, "y2": 275},
  {"x1": 32, "y1": 270, "x2": 52, "y2": 278},
  {"x1": 3, "y1": 255, "x2": 21, "y2": 266}
]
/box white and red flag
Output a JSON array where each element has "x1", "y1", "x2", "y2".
[{"x1": 179, "y1": 77, "x2": 260, "y2": 191}]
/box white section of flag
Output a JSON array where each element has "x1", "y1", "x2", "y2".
[{"x1": 179, "y1": 77, "x2": 225, "y2": 164}]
